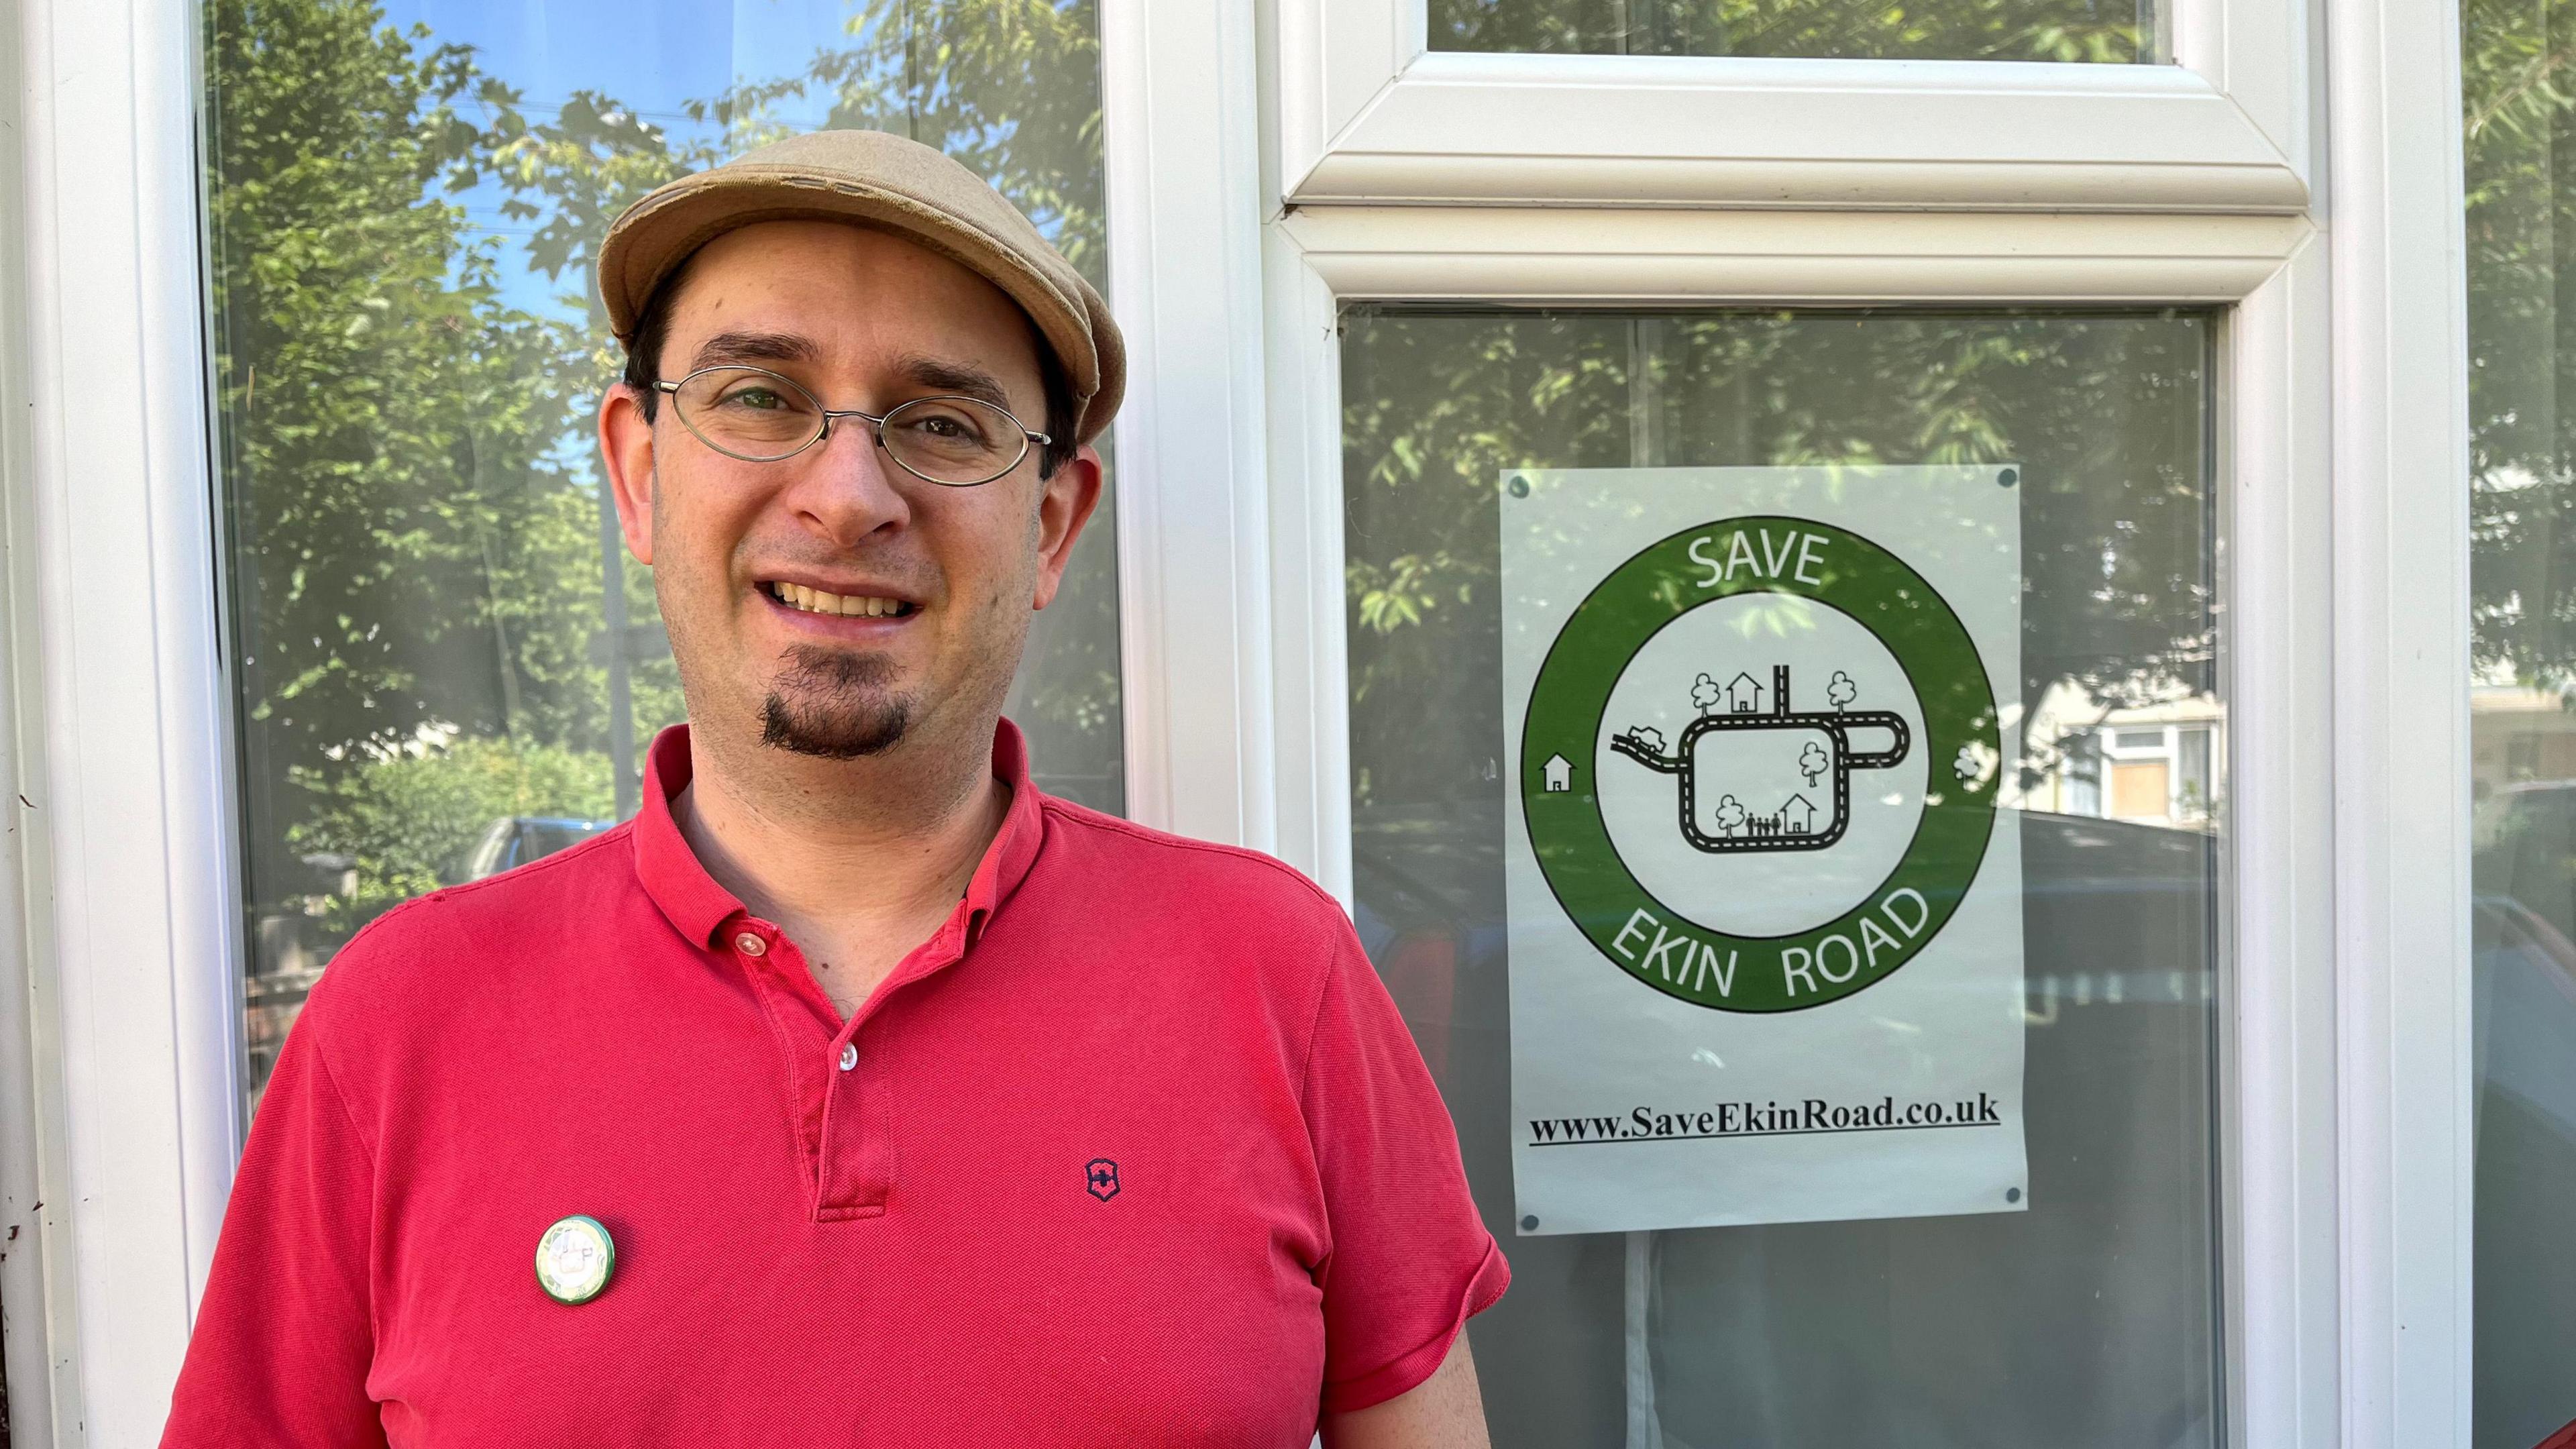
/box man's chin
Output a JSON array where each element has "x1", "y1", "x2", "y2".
[
  {"x1": 756, "y1": 645, "x2": 913, "y2": 759},
  {"x1": 759, "y1": 694, "x2": 911, "y2": 759}
]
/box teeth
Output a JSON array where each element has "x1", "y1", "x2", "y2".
[{"x1": 771, "y1": 583, "x2": 904, "y2": 619}]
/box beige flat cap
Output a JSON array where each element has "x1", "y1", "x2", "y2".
[{"x1": 598, "y1": 129, "x2": 1124, "y2": 446}]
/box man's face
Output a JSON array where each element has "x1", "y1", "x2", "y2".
[{"x1": 599, "y1": 221, "x2": 1100, "y2": 763}]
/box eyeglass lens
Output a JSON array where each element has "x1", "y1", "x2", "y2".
[{"x1": 671, "y1": 366, "x2": 1029, "y2": 484}]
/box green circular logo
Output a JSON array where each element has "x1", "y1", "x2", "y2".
[{"x1": 1521, "y1": 516, "x2": 2001, "y2": 1012}]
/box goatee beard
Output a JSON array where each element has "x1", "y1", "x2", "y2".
[{"x1": 759, "y1": 645, "x2": 910, "y2": 759}]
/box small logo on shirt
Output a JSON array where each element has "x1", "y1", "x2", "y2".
[{"x1": 1084, "y1": 1158, "x2": 1120, "y2": 1201}]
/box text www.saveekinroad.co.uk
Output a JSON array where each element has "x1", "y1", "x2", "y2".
[{"x1": 1527, "y1": 1093, "x2": 2004, "y2": 1147}]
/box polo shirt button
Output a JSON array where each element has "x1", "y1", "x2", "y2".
[
  {"x1": 734, "y1": 931, "x2": 767, "y2": 957},
  {"x1": 838, "y1": 1042, "x2": 858, "y2": 1072}
]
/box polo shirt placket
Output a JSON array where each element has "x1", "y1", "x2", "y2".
[
  {"x1": 731, "y1": 918, "x2": 899, "y2": 1220},
  {"x1": 649, "y1": 738, "x2": 1047, "y2": 1225}
]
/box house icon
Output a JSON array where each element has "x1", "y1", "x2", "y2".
[
  {"x1": 1725, "y1": 672, "x2": 1764, "y2": 713},
  {"x1": 1780, "y1": 793, "x2": 1817, "y2": 835},
  {"x1": 1543, "y1": 754, "x2": 1574, "y2": 792}
]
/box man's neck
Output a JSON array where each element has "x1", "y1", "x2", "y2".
[{"x1": 672, "y1": 722, "x2": 1010, "y2": 1016}]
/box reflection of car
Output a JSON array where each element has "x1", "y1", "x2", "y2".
[
  {"x1": 2468, "y1": 784, "x2": 2576, "y2": 1446},
  {"x1": 462, "y1": 815, "x2": 614, "y2": 881},
  {"x1": 2477, "y1": 779, "x2": 2576, "y2": 932}
]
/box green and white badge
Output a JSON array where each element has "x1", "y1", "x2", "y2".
[
  {"x1": 1521, "y1": 514, "x2": 1998, "y2": 1012},
  {"x1": 1502, "y1": 466, "x2": 2029, "y2": 1236},
  {"x1": 535, "y1": 1214, "x2": 615, "y2": 1305}
]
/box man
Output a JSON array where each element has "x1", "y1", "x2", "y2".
[{"x1": 162, "y1": 130, "x2": 1505, "y2": 1446}]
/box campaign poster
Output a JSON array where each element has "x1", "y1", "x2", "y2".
[{"x1": 1501, "y1": 465, "x2": 2027, "y2": 1235}]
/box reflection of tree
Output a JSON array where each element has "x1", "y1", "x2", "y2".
[
  {"x1": 289, "y1": 737, "x2": 613, "y2": 938},
  {"x1": 208, "y1": 0, "x2": 612, "y2": 945},
  {"x1": 2465, "y1": 0, "x2": 2576, "y2": 698},
  {"x1": 1433, "y1": 0, "x2": 2144, "y2": 62},
  {"x1": 1342, "y1": 311, "x2": 2212, "y2": 808},
  {"x1": 209, "y1": 0, "x2": 1115, "y2": 970},
  {"x1": 2461, "y1": 0, "x2": 2576, "y2": 1421}
]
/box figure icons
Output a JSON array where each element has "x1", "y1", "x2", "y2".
[{"x1": 1612, "y1": 665, "x2": 1911, "y2": 854}]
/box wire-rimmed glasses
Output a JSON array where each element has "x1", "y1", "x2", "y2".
[{"x1": 654, "y1": 365, "x2": 1051, "y2": 486}]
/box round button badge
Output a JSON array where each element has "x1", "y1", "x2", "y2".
[{"x1": 535, "y1": 1214, "x2": 614, "y2": 1305}]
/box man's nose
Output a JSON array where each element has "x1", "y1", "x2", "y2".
[{"x1": 780, "y1": 415, "x2": 912, "y2": 545}]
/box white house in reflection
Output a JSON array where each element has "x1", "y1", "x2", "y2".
[
  {"x1": 2471, "y1": 666, "x2": 2576, "y2": 802},
  {"x1": 2011, "y1": 679, "x2": 2224, "y2": 832}
]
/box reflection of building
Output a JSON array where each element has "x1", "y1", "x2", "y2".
[
  {"x1": 2471, "y1": 668, "x2": 2576, "y2": 802},
  {"x1": 2015, "y1": 680, "x2": 2223, "y2": 832}
]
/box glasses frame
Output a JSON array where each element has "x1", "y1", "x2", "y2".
[{"x1": 653, "y1": 364, "x2": 1053, "y2": 486}]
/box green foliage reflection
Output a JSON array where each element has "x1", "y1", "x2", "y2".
[
  {"x1": 1340, "y1": 310, "x2": 2212, "y2": 810},
  {"x1": 208, "y1": 0, "x2": 1114, "y2": 1097},
  {"x1": 1432, "y1": 0, "x2": 2150, "y2": 63},
  {"x1": 2466, "y1": 0, "x2": 2576, "y2": 692}
]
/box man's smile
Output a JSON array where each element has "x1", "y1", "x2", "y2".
[{"x1": 760, "y1": 578, "x2": 921, "y2": 623}]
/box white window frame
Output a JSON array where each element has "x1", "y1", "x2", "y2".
[
  {"x1": 1115, "y1": 4, "x2": 2470, "y2": 1449},
  {"x1": 1271, "y1": 0, "x2": 2310, "y2": 212},
  {"x1": 3, "y1": 0, "x2": 243, "y2": 1440},
  {"x1": 1264, "y1": 201, "x2": 2346, "y2": 1445},
  {"x1": 0, "y1": 0, "x2": 2471, "y2": 1444}
]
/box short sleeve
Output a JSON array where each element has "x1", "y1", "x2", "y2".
[
  {"x1": 1301, "y1": 920, "x2": 1510, "y2": 1413},
  {"x1": 162, "y1": 995, "x2": 385, "y2": 1448}
]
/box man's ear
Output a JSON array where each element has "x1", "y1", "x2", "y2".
[
  {"x1": 598, "y1": 382, "x2": 658, "y2": 565},
  {"x1": 1031, "y1": 445, "x2": 1105, "y2": 611}
]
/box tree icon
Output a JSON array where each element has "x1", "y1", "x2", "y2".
[
  {"x1": 1799, "y1": 741, "x2": 1829, "y2": 786},
  {"x1": 1713, "y1": 794, "x2": 1748, "y2": 836},
  {"x1": 1690, "y1": 673, "x2": 1722, "y2": 714},
  {"x1": 1827, "y1": 672, "x2": 1857, "y2": 710}
]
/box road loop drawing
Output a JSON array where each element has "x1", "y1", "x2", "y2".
[{"x1": 1611, "y1": 665, "x2": 1910, "y2": 853}]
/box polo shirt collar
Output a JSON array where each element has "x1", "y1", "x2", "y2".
[{"x1": 631, "y1": 719, "x2": 1046, "y2": 951}]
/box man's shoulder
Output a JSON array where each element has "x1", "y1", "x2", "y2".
[
  {"x1": 1034, "y1": 797, "x2": 1349, "y2": 940},
  {"x1": 301, "y1": 825, "x2": 639, "y2": 1018}
]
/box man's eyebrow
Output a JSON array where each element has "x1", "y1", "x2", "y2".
[
  {"x1": 893, "y1": 354, "x2": 1018, "y2": 413},
  {"x1": 688, "y1": 331, "x2": 820, "y2": 372}
]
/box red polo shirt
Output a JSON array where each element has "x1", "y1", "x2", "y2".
[{"x1": 163, "y1": 723, "x2": 1505, "y2": 1446}]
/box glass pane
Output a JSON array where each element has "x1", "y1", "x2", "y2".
[
  {"x1": 2463, "y1": 0, "x2": 2576, "y2": 1436},
  {"x1": 206, "y1": 0, "x2": 1119, "y2": 1116},
  {"x1": 1343, "y1": 309, "x2": 2221, "y2": 1445},
  {"x1": 1432, "y1": 0, "x2": 2160, "y2": 62}
]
